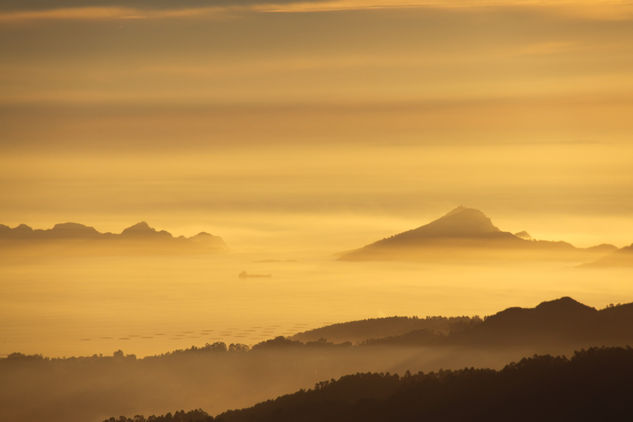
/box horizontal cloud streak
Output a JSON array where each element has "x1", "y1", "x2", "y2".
[
  {"x1": 0, "y1": 6, "x2": 229, "y2": 21},
  {"x1": 0, "y1": 0, "x2": 327, "y2": 21},
  {"x1": 1, "y1": 0, "x2": 633, "y2": 22},
  {"x1": 0, "y1": 0, "x2": 326, "y2": 11}
]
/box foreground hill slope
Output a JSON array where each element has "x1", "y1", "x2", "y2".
[
  {"x1": 339, "y1": 206, "x2": 613, "y2": 261},
  {"x1": 109, "y1": 347, "x2": 633, "y2": 422}
]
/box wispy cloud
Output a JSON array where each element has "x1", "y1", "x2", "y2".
[
  {"x1": 0, "y1": 0, "x2": 323, "y2": 12},
  {"x1": 0, "y1": 0, "x2": 326, "y2": 21},
  {"x1": 0, "y1": 6, "x2": 228, "y2": 22},
  {"x1": 256, "y1": 0, "x2": 633, "y2": 20},
  {"x1": 1, "y1": 0, "x2": 633, "y2": 21}
]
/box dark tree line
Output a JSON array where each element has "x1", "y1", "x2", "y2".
[
  {"x1": 103, "y1": 409, "x2": 212, "y2": 422},
  {"x1": 108, "y1": 346, "x2": 633, "y2": 422}
]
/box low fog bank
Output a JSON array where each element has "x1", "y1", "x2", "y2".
[
  {"x1": 3, "y1": 248, "x2": 633, "y2": 358},
  {"x1": 114, "y1": 347, "x2": 633, "y2": 422},
  {"x1": 0, "y1": 343, "x2": 573, "y2": 422},
  {"x1": 4, "y1": 296, "x2": 633, "y2": 421},
  {"x1": 338, "y1": 244, "x2": 615, "y2": 266}
]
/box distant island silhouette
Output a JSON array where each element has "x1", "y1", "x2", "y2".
[
  {"x1": 583, "y1": 243, "x2": 633, "y2": 267},
  {"x1": 339, "y1": 206, "x2": 617, "y2": 261},
  {"x1": 0, "y1": 221, "x2": 226, "y2": 254}
]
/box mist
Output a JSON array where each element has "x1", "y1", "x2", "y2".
[
  {"x1": 0, "y1": 338, "x2": 603, "y2": 422},
  {"x1": 2, "y1": 0, "x2": 633, "y2": 420},
  {"x1": 1, "y1": 246, "x2": 631, "y2": 358}
]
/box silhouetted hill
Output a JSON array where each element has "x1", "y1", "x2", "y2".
[
  {"x1": 0, "y1": 221, "x2": 226, "y2": 253},
  {"x1": 514, "y1": 230, "x2": 532, "y2": 240},
  {"x1": 453, "y1": 297, "x2": 598, "y2": 346},
  {"x1": 109, "y1": 347, "x2": 633, "y2": 422},
  {"x1": 120, "y1": 221, "x2": 172, "y2": 238},
  {"x1": 583, "y1": 243, "x2": 619, "y2": 254},
  {"x1": 339, "y1": 207, "x2": 613, "y2": 261},
  {"x1": 583, "y1": 243, "x2": 633, "y2": 267},
  {"x1": 0, "y1": 222, "x2": 102, "y2": 239},
  {"x1": 292, "y1": 316, "x2": 478, "y2": 344},
  {"x1": 48, "y1": 222, "x2": 102, "y2": 238},
  {"x1": 365, "y1": 297, "x2": 633, "y2": 349}
]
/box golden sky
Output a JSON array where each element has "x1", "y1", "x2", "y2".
[{"x1": 2, "y1": 0, "x2": 633, "y2": 250}]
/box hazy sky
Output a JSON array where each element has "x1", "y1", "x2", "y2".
[{"x1": 2, "y1": 0, "x2": 633, "y2": 251}]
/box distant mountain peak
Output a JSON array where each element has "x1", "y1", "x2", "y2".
[
  {"x1": 514, "y1": 231, "x2": 532, "y2": 240},
  {"x1": 410, "y1": 206, "x2": 500, "y2": 237},
  {"x1": 15, "y1": 224, "x2": 33, "y2": 232},
  {"x1": 338, "y1": 206, "x2": 599, "y2": 261},
  {"x1": 338, "y1": 206, "x2": 516, "y2": 260},
  {"x1": 50, "y1": 222, "x2": 100, "y2": 237},
  {"x1": 535, "y1": 297, "x2": 595, "y2": 313},
  {"x1": 581, "y1": 243, "x2": 633, "y2": 267},
  {"x1": 124, "y1": 221, "x2": 152, "y2": 231},
  {"x1": 444, "y1": 205, "x2": 470, "y2": 217},
  {"x1": 52, "y1": 222, "x2": 96, "y2": 231},
  {"x1": 120, "y1": 221, "x2": 170, "y2": 237},
  {"x1": 190, "y1": 231, "x2": 227, "y2": 247}
]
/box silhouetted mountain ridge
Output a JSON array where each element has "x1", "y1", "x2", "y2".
[
  {"x1": 583, "y1": 243, "x2": 633, "y2": 267},
  {"x1": 120, "y1": 221, "x2": 172, "y2": 238},
  {"x1": 0, "y1": 221, "x2": 226, "y2": 251},
  {"x1": 340, "y1": 206, "x2": 616, "y2": 261},
  {"x1": 364, "y1": 297, "x2": 633, "y2": 349},
  {"x1": 292, "y1": 316, "x2": 477, "y2": 344}
]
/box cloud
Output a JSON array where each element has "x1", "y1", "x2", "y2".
[
  {"x1": 0, "y1": 0, "x2": 329, "y2": 21},
  {"x1": 2, "y1": 0, "x2": 633, "y2": 22},
  {"x1": 259, "y1": 0, "x2": 633, "y2": 20},
  {"x1": 0, "y1": 6, "x2": 224, "y2": 21},
  {"x1": 0, "y1": 0, "x2": 319, "y2": 12}
]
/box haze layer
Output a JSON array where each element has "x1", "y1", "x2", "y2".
[{"x1": 2, "y1": 0, "x2": 633, "y2": 251}]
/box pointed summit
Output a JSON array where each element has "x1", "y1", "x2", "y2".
[
  {"x1": 410, "y1": 206, "x2": 500, "y2": 238},
  {"x1": 535, "y1": 297, "x2": 595, "y2": 313},
  {"x1": 14, "y1": 224, "x2": 33, "y2": 233},
  {"x1": 337, "y1": 206, "x2": 599, "y2": 261},
  {"x1": 444, "y1": 205, "x2": 470, "y2": 217},
  {"x1": 340, "y1": 205, "x2": 604, "y2": 262},
  {"x1": 339, "y1": 206, "x2": 520, "y2": 260},
  {"x1": 121, "y1": 222, "x2": 172, "y2": 238},
  {"x1": 514, "y1": 231, "x2": 533, "y2": 241},
  {"x1": 190, "y1": 231, "x2": 228, "y2": 249},
  {"x1": 123, "y1": 221, "x2": 151, "y2": 232}
]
